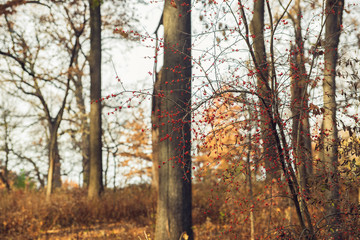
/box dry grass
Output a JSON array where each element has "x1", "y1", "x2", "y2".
[
  {"x1": 0, "y1": 185, "x2": 156, "y2": 239},
  {"x1": 0, "y1": 182, "x2": 358, "y2": 239}
]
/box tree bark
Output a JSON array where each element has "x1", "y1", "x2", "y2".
[
  {"x1": 250, "y1": 0, "x2": 280, "y2": 181},
  {"x1": 44, "y1": 81, "x2": 70, "y2": 199},
  {"x1": 322, "y1": 0, "x2": 344, "y2": 238},
  {"x1": 46, "y1": 126, "x2": 61, "y2": 198},
  {"x1": 151, "y1": 69, "x2": 162, "y2": 193},
  {"x1": 1, "y1": 108, "x2": 12, "y2": 192},
  {"x1": 81, "y1": 118, "x2": 90, "y2": 188},
  {"x1": 88, "y1": 0, "x2": 103, "y2": 199},
  {"x1": 289, "y1": 0, "x2": 313, "y2": 196},
  {"x1": 246, "y1": 132, "x2": 255, "y2": 240},
  {"x1": 73, "y1": 78, "x2": 90, "y2": 188},
  {"x1": 155, "y1": 1, "x2": 193, "y2": 239}
]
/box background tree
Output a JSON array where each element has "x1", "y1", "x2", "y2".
[
  {"x1": 88, "y1": 0, "x2": 104, "y2": 199},
  {"x1": 102, "y1": 107, "x2": 152, "y2": 188},
  {"x1": 151, "y1": 49, "x2": 162, "y2": 193},
  {"x1": 322, "y1": 0, "x2": 344, "y2": 237},
  {"x1": 0, "y1": 3, "x2": 76, "y2": 197},
  {"x1": 250, "y1": 0, "x2": 280, "y2": 181},
  {"x1": 0, "y1": 104, "x2": 13, "y2": 192},
  {"x1": 288, "y1": 0, "x2": 313, "y2": 196},
  {"x1": 0, "y1": 0, "x2": 141, "y2": 193},
  {"x1": 63, "y1": 3, "x2": 91, "y2": 187}
]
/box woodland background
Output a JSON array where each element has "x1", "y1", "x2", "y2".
[{"x1": 0, "y1": 0, "x2": 360, "y2": 239}]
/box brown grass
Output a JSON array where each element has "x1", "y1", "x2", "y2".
[
  {"x1": 0, "y1": 185, "x2": 156, "y2": 239},
  {"x1": 0, "y1": 182, "x2": 359, "y2": 239}
]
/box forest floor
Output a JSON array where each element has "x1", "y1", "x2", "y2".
[
  {"x1": 1, "y1": 185, "x2": 229, "y2": 240},
  {"x1": 2, "y1": 183, "x2": 357, "y2": 239},
  {"x1": 37, "y1": 221, "x2": 153, "y2": 240},
  {"x1": 35, "y1": 220, "x2": 222, "y2": 240}
]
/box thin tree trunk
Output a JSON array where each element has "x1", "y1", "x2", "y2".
[
  {"x1": 104, "y1": 147, "x2": 110, "y2": 188},
  {"x1": 81, "y1": 122, "x2": 90, "y2": 187},
  {"x1": 151, "y1": 68, "x2": 162, "y2": 193},
  {"x1": 67, "y1": 12, "x2": 90, "y2": 188},
  {"x1": 322, "y1": 0, "x2": 344, "y2": 238},
  {"x1": 44, "y1": 77, "x2": 70, "y2": 199},
  {"x1": 88, "y1": 0, "x2": 103, "y2": 199},
  {"x1": 0, "y1": 171, "x2": 10, "y2": 192},
  {"x1": 247, "y1": 132, "x2": 255, "y2": 240},
  {"x1": 45, "y1": 79, "x2": 70, "y2": 199},
  {"x1": 73, "y1": 79, "x2": 90, "y2": 188},
  {"x1": 1, "y1": 110, "x2": 11, "y2": 192},
  {"x1": 113, "y1": 152, "x2": 116, "y2": 191},
  {"x1": 155, "y1": 1, "x2": 193, "y2": 239},
  {"x1": 241, "y1": 0, "x2": 315, "y2": 236}
]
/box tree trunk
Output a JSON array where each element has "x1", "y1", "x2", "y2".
[
  {"x1": 0, "y1": 171, "x2": 10, "y2": 192},
  {"x1": 53, "y1": 142, "x2": 61, "y2": 189},
  {"x1": 322, "y1": 0, "x2": 344, "y2": 238},
  {"x1": 290, "y1": 0, "x2": 313, "y2": 196},
  {"x1": 46, "y1": 125, "x2": 61, "y2": 199},
  {"x1": 247, "y1": 133, "x2": 255, "y2": 240},
  {"x1": 69, "y1": 21, "x2": 90, "y2": 188},
  {"x1": 1, "y1": 109, "x2": 11, "y2": 192},
  {"x1": 81, "y1": 122, "x2": 90, "y2": 187},
  {"x1": 250, "y1": 0, "x2": 280, "y2": 181},
  {"x1": 73, "y1": 79, "x2": 90, "y2": 188},
  {"x1": 155, "y1": 1, "x2": 193, "y2": 239},
  {"x1": 88, "y1": 0, "x2": 103, "y2": 199},
  {"x1": 151, "y1": 68, "x2": 162, "y2": 193},
  {"x1": 246, "y1": 0, "x2": 314, "y2": 236}
]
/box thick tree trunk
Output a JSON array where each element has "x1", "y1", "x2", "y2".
[
  {"x1": 155, "y1": 1, "x2": 193, "y2": 239},
  {"x1": 250, "y1": 0, "x2": 280, "y2": 181},
  {"x1": 322, "y1": 0, "x2": 344, "y2": 238},
  {"x1": 88, "y1": 0, "x2": 103, "y2": 199}
]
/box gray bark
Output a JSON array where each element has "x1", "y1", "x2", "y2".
[
  {"x1": 151, "y1": 69, "x2": 162, "y2": 193},
  {"x1": 322, "y1": 0, "x2": 344, "y2": 238},
  {"x1": 155, "y1": 1, "x2": 193, "y2": 239},
  {"x1": 88, "y1": 0, "x2": 103, "y2": 199},
  {"x1": 46, "y1": 125, "x2": 62, "y2": 197}
]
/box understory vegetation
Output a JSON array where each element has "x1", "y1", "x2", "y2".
[{"x1": 1, "y1": 182, "x2": 358, "y2": 239}]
